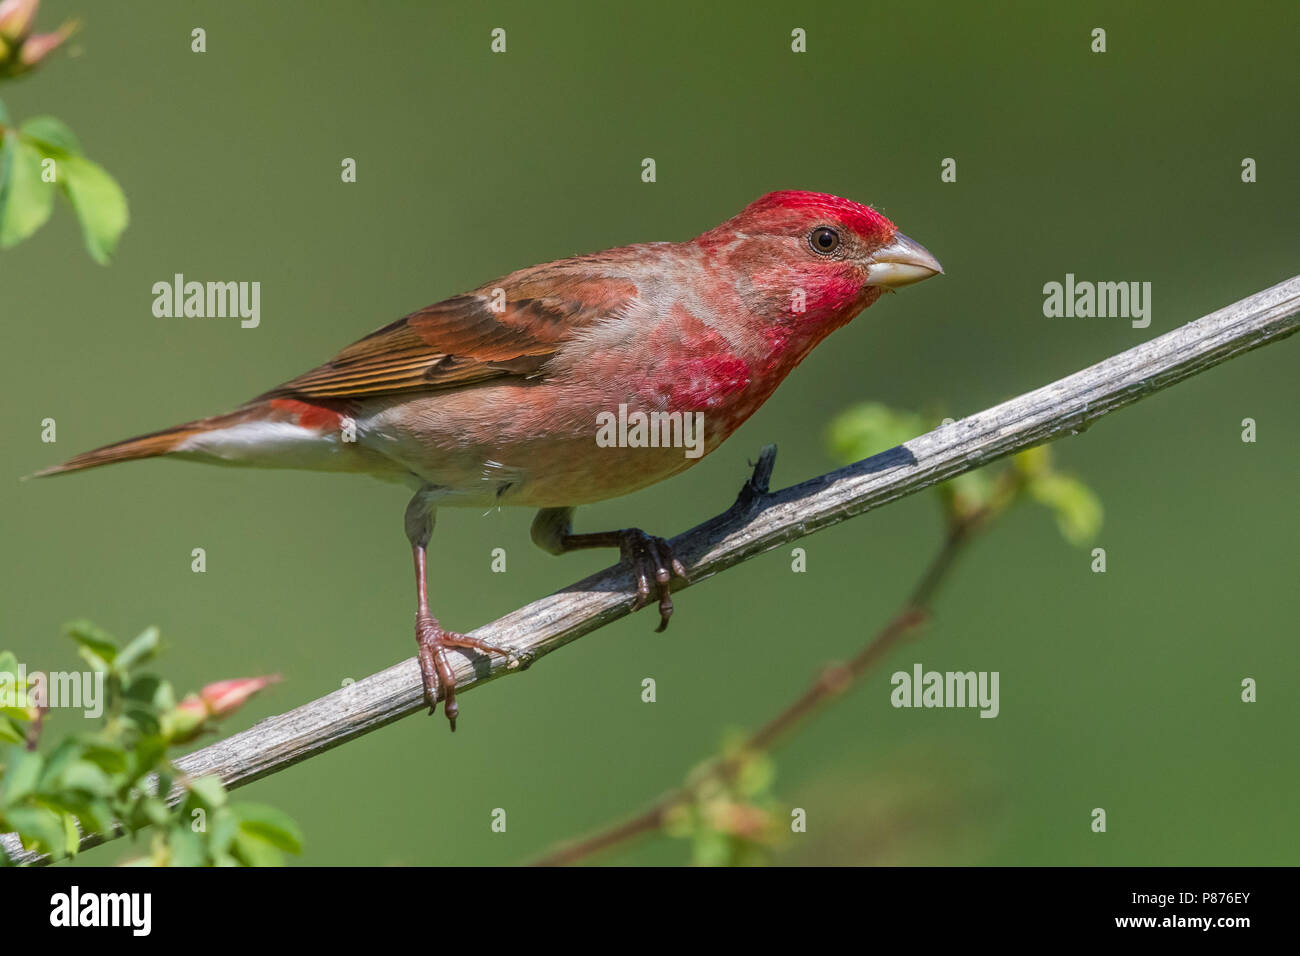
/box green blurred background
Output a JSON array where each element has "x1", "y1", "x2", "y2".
[{"x1": 4, "y1": 0, "x2": 1297, "y2": 865}]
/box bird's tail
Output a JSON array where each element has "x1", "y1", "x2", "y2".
[{"x1": 29, "y1": 406, "x2": 268, "y2": 478}]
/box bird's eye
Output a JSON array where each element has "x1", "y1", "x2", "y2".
[{"x1": 809, "y1": 227, "x2": 840, "y2": 255}]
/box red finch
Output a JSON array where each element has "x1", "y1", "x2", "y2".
[{"x1": 36, "y1": 190, "x2": 942, "y2": 729}]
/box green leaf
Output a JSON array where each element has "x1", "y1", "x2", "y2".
[
  {"x1": 0, "y1": 99, "x2": 10, "y2": 127},
  {"x1": 0, "y1": 717, "x2": 24, "y2": 745},
  {"x1": 66, "y1": 620, "x2": 118, "y2": 672},
  {"x1": 56, "y1": 154, "x2": 128, "y2": 265},
  {"x1": 122, "y1": 673, "x2": 169, "y2": 709},
  {"x1": 20, "y1": 116, "x2": 82, "y2": 155},
  {"x1": 1029, "y1": 473, "x2": 1103, "y2": 546},
  {"x1": 735, "y1": 751, "x2": 775, "y2": 799},
  {"x1": 38, "y1": 738, "x2": 83, "y2": 786},
  {"x1": 690, "y1": 828, "x2": 731, "y2": 867},
  {"x1": 121, "y1": 703, "x2": 163, "y2": 737},
  {"x1": 0, "y1": 135, "x2": 55, "y2": 248},
  {"x1": 5, "y1": 806, "x2": 68, "y2": 858},
  {"x1": 827, "y1": 402, "x2": 929, "y2": 465},
  {"x1": 231, "y1": 829, "x2": 284, "y2": 867},
  {"x1": 137, "y1": 796, "x2": 171, "y2": 828},
  {"x1": 115, "y1": 627, "x2": 161, "y2": 673},
  {"x1": 58, "y1": 760, "x2": 116, "y2": 798},
  {"x1": 166, "y1": 822, "x2": 206, "y2": 867},
  {"x1": 62, "y1": 812, "x2": 80, "y2": 856},
  {"x1": 186, "y1": 774, "x2": 227, "y2": 809},
  {"x1": 73, "y1": 798, "x2": 113, "y2": 836},
  {"x1": 0, "y1": 650, "x2": 35, "y2": 720},
  {"x1": 939, "y1": 467, "x2": 997, "y2": 521},
  {"x1": 208, "y1": 806, "x2": 239, "y2": 857},
  {"x1": 123, "y1": 735, "x2": 167, "y2": 784},
  {"x1": 1, "y1": 746, "x2": 43, "y2": 803},
  {"x1": 231, "y1": 802, "x2": 303, "y2": 855},
  {"x1": 79, "y1": 742, "x2": 128, "y2": 776}
]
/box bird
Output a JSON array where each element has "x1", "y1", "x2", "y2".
[{"x1": 34, "y1": 190, "x2": 942, "y2": 730}]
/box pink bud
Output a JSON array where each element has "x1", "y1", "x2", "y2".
[
  {"x1": 15, "y1": 22, "x2": 72, "y2": 68},
  {"x1": 174, "y1": 693, "x2": 207, "y2": 721},
  {"x1": 0, "y1": 0, "x2": 39, "y2": 43},
  {"x1": 712, "y1": 801, "x2": 771, "y2": 840},
  {"x1": 198, "y1": 675, "x2": 281, "y2": 719},
  {"x1": 166, "y1": 694, "x2": 210, "y2": 744}
]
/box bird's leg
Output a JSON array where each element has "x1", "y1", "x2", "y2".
[
  {"x1": 406, "y1": 491, "x2": 514, "y2": 731},
  {"x1": 531, "y1": 507, "x2": 688, "y2": 631}
]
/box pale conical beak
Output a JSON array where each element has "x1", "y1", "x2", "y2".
[{"x1": 865, "y1": 232, "x2": 944, "y2": 288}]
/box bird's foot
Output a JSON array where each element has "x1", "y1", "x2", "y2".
[
  {"x1": 415, "y1": 614, "x2": 517, "y2": 731},
  {"x1": 615, "y1": 529, "x2": 689, "y2": 631}
]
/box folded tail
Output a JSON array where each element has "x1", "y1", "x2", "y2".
[{"x1": 29, "y1": 408, "x2": 264, "y2": 478}]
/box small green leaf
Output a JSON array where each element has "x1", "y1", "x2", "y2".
[
  {"x1": 0, "y1": 717, "x2": 24, "y2": 744},
  {"x1": 122, "y1": 673, "x2": 168, "y2": 708},
  {"x1": 79, "y1": 742, "x2": 128, "y2": 776},
  {"x1": 66, "y1": 620, "x2": 118, "y2": 672},
  {"x1": 123, "y1": 735, "x2": 167, "y2": 784},
  {"x1": 0, "y1": 135, "x2": 55, "y2": 248},
  {"x1": 186, "y1": 774, "x2": 227, "y2": 809},
  {"x1": 738, "y1": 759, "x2": 774, "y2": 800},
  {"x1": 38, "y1": 738, "x2": 83, "y2": 785},
  {"x1": 115, "y1": 627, "x2": 161, "y2": 673},
  {"x1": 690, "y1": 828, "x2": 731, "y2": 867},
  {"x1": 939, "y1": 467, "x2": 997, "y2": 521},
  {"x1": 1029, "y1": 473, "x2": 1103, "y2": 546},
  {"x1": 62, "y1": 812, "x2": 80, "y2": 856},
  {"x1": 1013, "y1": 444, "x2": 1053, "y2": 479},
  {"x1": 231, "y1": 829, "x2": 284, "y2": 867},
  {"x1": 58, "y1": 760, "x2": 116, "y2": 798},
  {"x1": 208, "y1": 806, "x2": 240, "y2": 857},
  {"x1": 166, "y1": 823, "x2": 205, "y2": 867},
  {"x1": 138, "y1": 796, "x2": 171, "y2": 828},
  {"x1": 231, "y1": 802, "x2": 303, "y2": 855},
  {"x1": 5, "y1": 806, "x2": 68, "y2": 858},
  {"x1": 0, "y1": 661, "x2": 35, "y2": 719},
  {"x1": 20, "y1": 116, "x2": 82, "y2": 155},
  {"x1": 1, "y1": 746, "x2": 43, "y2": 803},
  {"x1": 73, "y1": 798, "x2": 113, "y2": 836},
  {"x1": 827, "y1": 402, "x2": 928, "y2": 465},
  {"x1": 56, "y1": 153, "x2": 128, "y2": 265}
]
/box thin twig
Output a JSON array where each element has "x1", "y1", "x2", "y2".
[
  {"x1": 530, "y1": 499, "x2": 994, "y2": 866},
  {"x1": 4, "y1": 275, "x2": 1298, "y2": 866}
]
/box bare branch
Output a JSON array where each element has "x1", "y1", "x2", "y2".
[{"x1": 6, "y1": 275, "x2": 1298, "y2": 866}]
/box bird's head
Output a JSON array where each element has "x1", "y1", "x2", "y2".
[{"x1": 695, "y1": 190, "x2": 942, "y2": 338}]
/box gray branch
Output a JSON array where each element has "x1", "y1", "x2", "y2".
[{"x1": 7, "y1": 275, "x2": 1299, "y2": 865}]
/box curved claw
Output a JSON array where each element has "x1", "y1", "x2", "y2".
[
  {"x1": 616, "y1": 531, "x2": 689, "y2": 631},
  {"x1": 415, "y1": 615, "x2": 515, "y2": 731}
]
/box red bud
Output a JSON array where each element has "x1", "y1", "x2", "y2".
[
  {"x1": 15, "y1": 22, "x2": 72, "y2": 68},
  {"x1": 0, "y1": 0, "x2": 39, "y2": 43},
  {"x1": 199, "y1": 674, "x2": 281, "y2": 719}
]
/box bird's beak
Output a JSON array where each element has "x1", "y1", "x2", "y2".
[{"x1": 865, "y1": 232, "x2": 944, "y2": 288}]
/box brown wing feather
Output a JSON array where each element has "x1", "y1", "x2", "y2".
[{"x1": 259, "y1": 263, "x2": 640, "y2": 401}]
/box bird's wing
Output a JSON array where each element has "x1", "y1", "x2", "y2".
[{"x1": 259, "y1": 264, "x2": 640, "y2": 401}]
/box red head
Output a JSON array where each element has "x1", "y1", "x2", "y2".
[{"x1": 694, "y1": 190, "x2": 942, "y2": 335}]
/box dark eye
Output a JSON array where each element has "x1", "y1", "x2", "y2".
[{"x1": 809, "y1": 226, "x2": 840, "y2": 254}]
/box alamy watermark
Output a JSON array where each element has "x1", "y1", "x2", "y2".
[
  {"x1": 0, "y1": 664, "x2": 105, "y2": 718},
  {"x1": 1043, "y1": 273, "x2": 1151, "y2": 328},
  {"x1": 152, "y1": 273, "x2": 260, "y2": 328},
  {"x1": 890, "y1": 662, "x2": 999, "y2": 718},
  {"x1": 595, "y1": 404, "x2": 705, "y2": 459}
]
